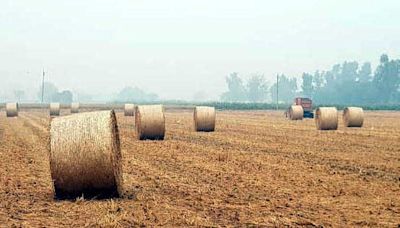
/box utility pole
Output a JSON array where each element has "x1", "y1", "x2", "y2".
[
  {"x1": 41, "y1": 69, "x2": 45, "y2": 103},
  {"x1": 276, "y1": 74, "x2": 279, "y2": 110}
]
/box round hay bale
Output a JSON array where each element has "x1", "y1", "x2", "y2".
[
  {"x1": 124, "y1": 104, "x2": 135, "y2": 116},
  {"x1": 49, "y1": 110, "x2": 123, "y2": 199},
  {"x1": 71, "y1": 103, "x2": 80, "y2": 114},
  {"x1": 135, "y1": 105, "x2": 165, "y2": 140},
  {"x1": 194, "y1": 106, "x2": 216, "y2": 132},
  {"x1": 343, "y1": 107, "x2": 364, "y2": 127},
  {"x1": 315, "y1": 107, "x2": 338, "y2": 130},
  {"x1": 6, "y1": 103, "x2": 19, "y2": 117},
  {"x1": 289, "y1": 105, "x2": 303, "y2": 120},
  {"x1": 50, "y1": 103, "x2": 61, "y2": 116}
]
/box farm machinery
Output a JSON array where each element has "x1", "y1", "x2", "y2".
[{"x1": 285, "y1": 97, "x2": 314, "y2": 119}]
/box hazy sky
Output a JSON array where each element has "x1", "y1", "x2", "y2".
[{"x1": 1, "y1": 0, "x2": 399, "y2": 100}]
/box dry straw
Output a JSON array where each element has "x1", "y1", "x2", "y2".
[
  {"x1": 71, "y1": 102, "x2": 80, "y2": 114},
  {"x1": 6, "y1": 103, "x2": 19, "y2": 117},
  {"x1": 49, "y1": 110, "x2": 123, "y2": 199},
  {"x1": 194, "y1": 106, "x2": 216, "y2": 132},
  {"x1": 315, "y1": 107, "x2": 338, "y2": 130},
  {"x1": 135, "y1": 105, "x2": 165, "y2": 140},
  {"x1": 124, "y1": 104, "x2": 135, "y2": 116},
  {"x1": 50, "y1": 103, "x2": 61, "y2": 116},
  {"x1": 343, "y1": 107, "x2": 364, "y2": 127},
  {"x1": 289, "y1": 105, "x2": 303, "y2": 120}
]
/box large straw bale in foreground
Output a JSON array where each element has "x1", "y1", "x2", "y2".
[
  {"x1": 71, "y1": 102, "x2": 80, "y2": 114},
  {"x1": 289, "y1": 105, "x2": 303, "y2": 120},
  {"x1": 124, "y1": 104, "x2": 135, "y2": 116},
  {"x1": 50, "y1": 103, "x2": 60, "y2": 116},
  {"x1": 343, "y1": 107, "x2": 364, "y2": 127},
  {"x1": 6, "y1": 103, "x2": 19, "y2": 117},
  {"x1": 194, "y1": 106, "x2": 216, "y2": 132},
  {"x1": 49, "y1": 110, "x2": 123, "y2": 199},
  {"x1": 315, "y1": 107, "x2": 338, "y2": 130},
  {"x1": 135, "y1": 105, "x2": 165, "y2": 140}
]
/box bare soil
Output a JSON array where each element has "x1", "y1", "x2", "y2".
[{"x1": 0, "y1": 110, "x2": 399, "y2": 227}]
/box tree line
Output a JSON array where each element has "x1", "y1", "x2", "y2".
[
  {"x1": 6, "y1": 83, "x2": 158, "y2": 103},
  {"x1": 221, "y1": 54, "x2": 400, "y2": 105}
]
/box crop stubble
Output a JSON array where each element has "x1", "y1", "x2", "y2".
[{"x1": 0, "y1": 110, "x2": 399, "y2": 227}]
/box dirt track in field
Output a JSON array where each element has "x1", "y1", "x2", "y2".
[{"x1": 0, "y1": 109, "x2": 399, "y2": 227}]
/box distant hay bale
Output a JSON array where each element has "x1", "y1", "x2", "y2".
[
  {"x1": 6, "y1": 103, "x2": 19, "y2": 117},
  {"x1": 315, "y1": 107, "x2": 338, "y2": 130},
  {"x1": 194, "y1": 106, "x2": 216, "y2": 132},
  {"x1": 124, "y1": 104, "x2": 135, "y2": 116},
  {"x1": 343, "y1": 107, "x2": 364, "y2": 127},
  {"x1": 71, "y1": 103, "x2": 80, "y2": 114},
  {"x1": 289, "y1": 105, "x2": 303, "y2": 120},
  {"x1": 50, "y1": 103, "x2": 61, "y2": 116},
  {"x1": 135, "y1": 105, "x2": 165, "y2": 140},
  {"x1": 49, "y1": 110, "x2": 123, "y2": 199}
]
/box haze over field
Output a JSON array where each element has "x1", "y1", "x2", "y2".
[{"x1": 1, "y1": 0, "x2": 399, "y2": 101}]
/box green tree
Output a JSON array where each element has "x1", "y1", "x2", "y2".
[
  {"x1": 314, "y1": 61, "x2": 362, "y2": 104},
  {"x1": 301, "y1": 73, "x2": 314, "y2": 98},
  {"x1": 117, "y1": 86, "x2": 159, "y2": 102},
  {"x1": 192, "y1": 91, "x2": 207, "y2": 101},
  {"x1": 52, "y1": 90, "x2": 73, "y2": 103},
  {"x1": 38, "y1": 82, "x2": 59, "y2": 102},
  {"x1": 270, "y1": 74, "x2": 297, "y2": 103},
  {"x1": 220, "y1": 72, "x2": 247, "y2": 102},
  {"x1": 373, "y1": 54, "x2": 400, "y2": 103},
  {"x1": 341, "y1": 61, "x2": 359, "y2": 81},
  {"x1": 358, "y1": 62, "x2": 372, "y2": 82},
  {"x1": 301, "y1": 54, "x2": 400, "y2": 105},
  {"x1": 337, "y1": 61, "x2": 359, "y2": 103},
  {"x1": 313, "y1": 71, "x2": 324, "y2": 90},
  {"x1": 14, "y1": 90, "x2": 25, "y2": 102},
  {"x1": 246, "y1": 74, "x2": 268, "y2": 102}
]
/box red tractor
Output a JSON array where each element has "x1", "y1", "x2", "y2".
[
  {"x1": 285, "y1": 97, "x2": 314, "y2": 119},
  {"x1": 293, "y1": 97, "x2": 314, "y2": 118}
]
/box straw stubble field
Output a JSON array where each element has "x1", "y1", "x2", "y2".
[{"x1": 0, "y1": 109, "x2": 399, "y2": 227}]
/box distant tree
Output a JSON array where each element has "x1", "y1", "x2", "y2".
[
  {"x1": 246, "y1": 74, "x2": 268, "y2": 102},
  {"x1": 358, "y1": 62, "x2": 372, "y2": 82},
  {"x1": 313, "y1": 71, "x2": 324, "y2": 90},
  {"x1": 192, "y1": 91, "x2": 207, "y2": 101},
  {"x1": 373, "y1": 54, "x2": 400, "y2": 103},
  {"x1": 301, "y1": 73, "x2": 314, "y2": 98},
  {"x1": 270, "y1": 74, "x2": 297, "y2": 103},
  {"x1": 312, "y1": 61, "x2": 363, "y2": 104},
  {"x1": 221, "y1": 54, "x2": 400, "y2": 105},
  {"x1": 52, "y1": 90, "x2": 73, "y2": 103},
  {"x1": 326, "y1": 64, "x2": 340, "y2": 87},
  {"x1": 75, "y1": 92, "x2": 93, "y2": 102},
  {"x1": 380, "y1": 54, "x2": 389, "y2": 63},
  {"x1": 38, "y1": 82, "x2": 59, "y2": 102},
  {"x1": 337, "y1": 61, "x2": 359, "y2": 103},
  {"x1": 341, "y1": 61, "x2": 359, "y2": 81},
  {"x1": 117, "y1": 87, "x2": 141, "y2": 101},
  {"x1": 117, "y1": 86, "x2": 159, "y2": 102},
  {"x1": 302, "y1": 55, "x2": 400, "y2": 105},
  {"x1": 14, "y1": 90, "x2": 25, "y2": 102},
  {"x1": 220, "y1": 72, "x2": 247, "y2": 102},
  {"x1": 146, "y1": 92, "x2": 159, "y2": 101}
]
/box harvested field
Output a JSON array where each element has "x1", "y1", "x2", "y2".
[{"x1": 0, "y1": 110, "x2": 399, "y2": 227}]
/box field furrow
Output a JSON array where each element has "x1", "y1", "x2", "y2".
[{"x1": 0, "y1": 110, "x2": 399, "y2": 227}]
